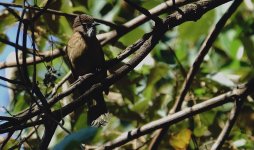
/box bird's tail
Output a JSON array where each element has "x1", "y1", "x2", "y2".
[{"x1": 87, "y1": 93, "x2": 109, "y2": 127}]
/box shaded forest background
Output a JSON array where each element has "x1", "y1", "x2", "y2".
[{"x1": 0, "y1": 0, "x2": 254, "y2": 149}]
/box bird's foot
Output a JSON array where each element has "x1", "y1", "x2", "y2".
[{"x1": 90, "y1": 113, "x2": 111, "y2": 127}]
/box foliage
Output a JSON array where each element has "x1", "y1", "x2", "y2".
[{"x1": 0, "y1": 0, "x2": 254, "y2": 149}]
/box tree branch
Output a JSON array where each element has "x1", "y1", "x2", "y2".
[
  {"x1": 0, "y1": 1, "x2": 117, "y2": 28},
  {"x1": 0, "y1": 1, "x2": 235, "y2": 148},
  {"x1": 0, "y1": 48, "x2": 64, "y2": 69},
  {"x1": 124, "y1": 0, "x2": 162, "y2": 24},
  {"x1": 0, "y1": 0, "x2": 194, "y2": 69},
  {"x1": 0, "y1": 0, "x2": 232, "y2": 133},
  {"x1": 149, "y1": 0, "x2": 243, "y2": 148},
  {"x1": 98, "y1": 0, "x2": 196, "y2": 45},
  {"x1": 100, "y1": 78, "x2": 254, "y2": 149}
]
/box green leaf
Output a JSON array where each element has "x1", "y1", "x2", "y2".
[
  {"x1": 200, "y1": 111, "x2": 217, "y2": 126},
  {"x1": 240, "y1": 36, "x2": 254, "y2": 68},
  {"x1": 0, "y1": 34, "x2": 8, "y2": 53},
  {"x1": 73, "y1": 113, "x2": 88, "y2": 131},
  {"x1": 13, "y1": 92, "x2": 29, "y2": 113},
  {"x1": 207, "y1": 72, "x2": 236, "y2": 87},
  {"x1": 71, "y1": 6, "x2": 89, "y2": 13},
  {"x1": 193, "y1": 126, "x2": 207, "y2": 137},
  {"x1": 142, "y1": 1, "x2": 161, "y2": 10},
  {"x1": 131, "y1": 63, "x2": 169, "y2": 113},
  {"x1": 0, "y1": 12, "x2": 16, "y2": 32},
  {"x1": 178, "y1": 9, "x2": 215, "y2": 43},
  {"x1": 58, "y1": 16, "x2": 73, "y2": 40},
  {"x1": 119, "y1": 27, "x2": 145, "y2": 46},
  {"x1": 60, "y1": 0, "x2": 73, "y2": 13},
  {"x1": 147, "y1": 63, "x2": 169, "y2": 85},
  {"x1": 217, "y1": 29, "x2": 241, "y2": 59},
  {"x1": 0, "y1": 137, "x2": 17, "y2": 150},
  {"x1": 130, "y1": 95, "x2": 151, "y2": 113},
  {"x1": 88, "y1": 0, "x2": 107, "y2": 16}
]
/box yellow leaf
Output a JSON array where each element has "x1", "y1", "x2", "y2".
[{"x1": 169, "y1": 129, "x2": 192, "y2": 150}]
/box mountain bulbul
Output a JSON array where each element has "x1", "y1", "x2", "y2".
[{"x1": 66, "y1": 14, "x2": 108, "y2": 126}]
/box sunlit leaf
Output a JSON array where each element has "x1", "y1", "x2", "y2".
[
  {"x1": 0, "y1": 12, "x2": 16, "y2": 32},
  {"x1": 58, "y1": 16, "x2": 73, "y2": 40},
  {"x1": 0, "y1": 137, "x2": 17, "y2": 150},
  {"x1": 73, "y1": 113, "x2": 88, "y2": 131},
  {"x1": 207, "y1": 72, "x2": 236, "y2": 87},
  {"x1": 178, "y1": 9, "x2": 215, "y2": 44},
  {"x1": 119, "y1": 27, "x2": 145, "y2": 46}
]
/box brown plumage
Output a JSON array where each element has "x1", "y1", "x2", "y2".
[{"x1": 66, "y1": 14, "x2": 108, "y2": 126}]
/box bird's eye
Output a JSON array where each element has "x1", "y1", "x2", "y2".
[{"x1": 85, "y1": 23, "x2": 92, "y2": 28}]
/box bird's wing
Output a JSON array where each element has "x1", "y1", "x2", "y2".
[{"x1": 66, "y1": 32, "x2": 87, "y2": 78}]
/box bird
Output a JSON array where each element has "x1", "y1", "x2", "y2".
[{"x1": 66, "y1": 14, "x2": 109, "y2": 126}]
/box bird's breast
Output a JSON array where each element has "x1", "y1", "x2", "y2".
[{"x1": 67, "y1": 32, "x2": 104, "y2": 76}]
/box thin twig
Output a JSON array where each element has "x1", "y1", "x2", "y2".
[
  {"x1": 0, "y1": 36, "x2": 56, "y2": 56},
  {"x1": 0, "y1": 48, "x2": 64, "y2": 69},
  {"x1": 211, "y1": 97, "x2": 244, "y2": 150},
  {"x1": 47, "y1": 71, "x2": 72, "y2": 98},
  {"x1": 0, "y1": 76, "x2": 24, "y2": 85},
  {"x1": 32, "y1": 0, "x2": 52, "y2": 21},
  {"x1": 0, "y1": 131, "x2": 14, "y2": 149},
  {"x1": 98, "y1": 0, "x2": 196, "y2": 45},
  {"x1": 0, "y1": 83, "x2": 19, "y2": 90},
  {"x1": 124, "y1": 0, "x2": 162, "y2": 24},
  {"x1": 0, "y1": 2, "x2": 117, "y2": 28},
  {"x1": 9, "y1": 126, "x2": 39, "y2": 149},
  {"x1": 0, "y1": 119, "x2": 43, "y2": 134}
]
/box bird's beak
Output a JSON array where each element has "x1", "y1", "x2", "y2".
[{"x1": 92, "y1": 22, "x2": 99, "y2": 27}]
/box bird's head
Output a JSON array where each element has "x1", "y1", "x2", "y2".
[{"x1": 73, "y1": 14, "x2": 99, "y2": 37}]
